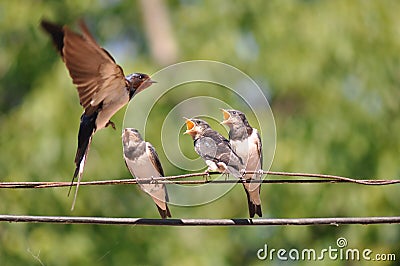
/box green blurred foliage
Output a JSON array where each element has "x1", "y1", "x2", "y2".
[{"x1": 0, "y1": 0, "x2": 399, "y2": 265}]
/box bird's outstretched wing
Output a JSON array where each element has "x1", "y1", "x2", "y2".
[{"x1": 41, "y1": 20, "x2": 126, "y2": 115}]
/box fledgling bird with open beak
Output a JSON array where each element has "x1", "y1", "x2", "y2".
[
  {"x1": 221, "y1": 109, "x2": 263, "y2": 218},
  {"x1": 122, "y1": 128, "x2": 171, "y2": 219},
  {"x1": 40, "y1": 20, "x2": 156, "y2": 210},
  {"x1": 184, "y1": 118, "x2": 244, "y2": 178}
]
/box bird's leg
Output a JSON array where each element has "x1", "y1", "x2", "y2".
[
  {"x1": 223, "y1": 172, "x2": 229, "y2": 181},
  {"x1": 149, "y1": 176, "x2": 158, "y2": 185},
  {"x1": 203, "y1": 169, "x2": 212, "y2": 182},
  {"x1": 220, "y1": 168, "x2": 229, "y2": 180},
  {"x1": 257, "y1": 169, "x2": 265, "y2": 176},
  {"x1": 106, "y1": 120, "x2": 116, "y2": 130},
  {"x1": 238, "y1": 169, "x2": 248, "y2": 184},
  {"x1": 240, "y1": 169, "x2": 246, "y2": 177}
]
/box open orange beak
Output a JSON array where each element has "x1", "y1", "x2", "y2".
[
  {"x1": 184, "y1": 118, "x2": 196, "y2": 135},
  {"x1": 220, "y1": 109, "x2": 231, "y2": 124}
]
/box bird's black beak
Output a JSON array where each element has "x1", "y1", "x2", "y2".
[
  {"x1": 143, "y1": 77, "x2": 157, "y2": 86},
  {"x1": 143, "y1": 77, "x2": 157, "y2": 87},
  {"x1": 134, "y1": 78, "x2": 157, "y2": 96}
]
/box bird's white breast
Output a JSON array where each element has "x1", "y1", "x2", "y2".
[
  {"x1": 231, "y1": 129, "x2": 262, "y2": 195},
  {"x1": 230, "y1": 129, "x2": 261, "y2": 172}
]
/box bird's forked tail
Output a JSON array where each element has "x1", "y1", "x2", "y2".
[{"x1": 69, "y1": 112, "x2": 97, "y2": 210}]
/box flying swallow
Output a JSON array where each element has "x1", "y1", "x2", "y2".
[
  {"x1": 122, "y1": 128, "x2": 171, "y2": 219},
  {"x1": 221, "y1": 109, "x2": 263, "y2": 218},
  {"x1": 40, "y1": 20, "x2": 155, "y2": 209},
  {"x1": 184, "y1": 118, "x2": 244, "y2": 178}
]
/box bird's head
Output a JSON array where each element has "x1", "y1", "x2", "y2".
[
  {"x1": 220, "y1": 109, "x2": 247, "y2": 127},
  {"x1": 122, "y1": 128, "x2": 143, "y2": 145},
  {"x1": 127, "y1": 73, "x2": 157, "y2": 98},
  {"x1": 183, "y1": 118, "x2": 210, "y2": 138}
]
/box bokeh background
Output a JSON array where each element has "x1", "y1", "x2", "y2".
[{"x1": 1, "y1": 0, "x2": 399, "y2": 265}]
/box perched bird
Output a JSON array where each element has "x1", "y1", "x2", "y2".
[
  {"x1": 122, "y1": 128, "x2": 171, "y2": 218},
  {"x1": 184, "y1": 118, "x2": 244, "y2": 178},
  {"x1": 41, "y1": 20, "x2": 156, "y2": 209},
  {"x1": 221, "y1": 109, "x2": 263, "y2": 218}
]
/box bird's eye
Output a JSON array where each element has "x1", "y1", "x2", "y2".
[{"x1": 232, "y1": 111, "x2": 236, "y2": 115}]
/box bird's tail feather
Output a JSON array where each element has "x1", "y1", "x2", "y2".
[
  {"x1": 255, "y1": 204, "x2": 262, "y2": 217},
  {"x1": 74, "y1": 112, "x2": 97, "y2": 174},
  {"x1": 69, "y1": 112, "x2": 97, "y2": 210},
  {"x1": 70, "y1": 138, "x2": 91, "y2": 211},
  {"x1": 156, "y1": 204, "x2": 172, "y2": 219},
  {"x1": 71, "y1": 160, "x2": 83, "y2": 211},
  {"x1": 243, "y1": 184, "x2": 262, "y2": 218}
]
